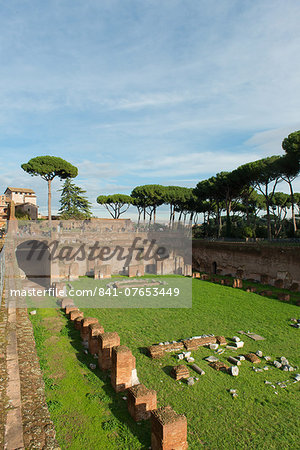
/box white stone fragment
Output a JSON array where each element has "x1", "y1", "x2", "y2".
[
  {"x1": 205, "y1": 355, "x2": 219, "y2": 363},
  {"x1": 232, "y1": 336, "x2": 241, "y2": 342},
  {"x1": 131, "y1": 369, "x2": 140, "y2": 386},
  {"x1": 229, "y1": 366, "x2": 239, "y2": 376},
  {"x1": 186, "y1": 357, "x2": 195, "y2": 363},
  {"x1": 234, "y1": 341, "x2": 244, "y2": 349},
  {"x1": 209, "y1": 343, "x2": 218, "y2": 350}
]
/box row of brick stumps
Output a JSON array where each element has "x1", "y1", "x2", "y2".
[{"x1": 62, "y1": 298, "x2": 188, "y2": 449}]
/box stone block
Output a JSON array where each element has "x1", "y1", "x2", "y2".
[
  {"x1": 128, "y1": 264, "x2": 145, "y2": 277},
  {"x1": 98, "y1": 332, "x2": 120, "y2": 370},
  {"x1": 127, "y1": 384, "x2": 157, "y2": 421},
  {"x1": 88, "y1": 323, "x2": 104, "y2": 355},
  {"x1": 277, "y1": 293, "x2": 290, "y2": 302},
  {"x1": 183, "y1": 336, "x2": 217, "y2": 351},
  {"x1": 246, "y1": 286, "x2": 257, "y2": 293},
  {"x1": 259, "y1": 290, "x2": 273, "y2": 297},
  {"x1": 171, "y1": 365, "x2": 190, "y2": 381},
  {"x1": 61, "y1": 297, "x2": 74, "y2": 309},
  {"x1": 111, "y1": 345, "x2": 136, "y2": 392},
  {"x1": 151, "y1": 406, "x2": 188, "y2": 450},
  {"x1": 65, "y1": 305, "x2": 78, "y2": 315},
  {"x1": 209, "y1": 361, "x2": 229, "y2": 372},
  {"x1": 215, "y1": 336, "x2": 227, "y2": 346},
  {"x1": 80, "y1": 318, "x2": 99, "y2": 342},
  {"x1": 245, "y1": 353, "x2": 261, "y2": 364},
  {"x1": 148, "y1": 342, "x2": 184, "y2": 359},
  {"x1": 74, "y1": 316, "x2": 84, "y2": 331},
  {"x1": 69, "y1": 310, "x2": 83, "y2": 322}
]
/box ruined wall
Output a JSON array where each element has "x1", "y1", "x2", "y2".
[{"x1": 192, "y1": 240, "x2": 300, "y2": 286}]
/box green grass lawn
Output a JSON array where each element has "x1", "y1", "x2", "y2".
[{"x1": 30, "y1": 279, "x2": 300, "y2": 449}]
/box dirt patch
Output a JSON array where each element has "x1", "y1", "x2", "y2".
[
  {"x1": 0, "y1": 303, "x2": 8, "y2": 449},
  {"x1": 17, "y1": 308, "x2": 58, "y2": 449},
  {"x1": 42, "y1": 316, "x2": 63, "y2": 334}
]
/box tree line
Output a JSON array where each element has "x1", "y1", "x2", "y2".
[{"x1": 20, "y1": 130, "x2": 300, "y2": 239}]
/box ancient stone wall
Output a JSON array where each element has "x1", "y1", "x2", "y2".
[{"x1": 193, "y1": 240, "x2": 300, "y2": 287}]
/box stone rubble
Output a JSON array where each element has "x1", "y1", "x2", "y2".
[{"x1": 187, "y1": 377, "x2": 195, "y2": 386}]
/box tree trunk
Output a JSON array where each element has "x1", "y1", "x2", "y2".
[
  {"x1": 266, "y1": 199, "x2": 271, "y2": 240},
  {"x1": 288, "y1": 179, "x2": 297, "y2": 234},
  {"x1": 245, "y1": 194, "x2": 250, "y2": 226},
  {"x1": 48, "y1": 179, "x2": 52, "y2": 221},
  {"x1": 216, "y1": 201, "x2": 221, "y2": 238},
  {"x1": 226, "y1": 200, "x2": 232, "y2": 237}
]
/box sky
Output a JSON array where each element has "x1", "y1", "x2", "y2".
[{"x1": 0, "y1": 0, "x2": 300, "y2": 219}]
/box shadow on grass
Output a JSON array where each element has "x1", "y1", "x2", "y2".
[
  {"x1": 63, "y1": 316, "x2": 150, "y2": 449},
  {"x1": 138, "y1": 346, "x2": 149, "y2": 357},
  {"x1": 162, "y1": 365, "x2": 175, "y2": 379}
]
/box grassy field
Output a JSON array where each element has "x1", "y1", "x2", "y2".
[{"x1": 30, "y1": 279, "x2": 300, "y2": 449}]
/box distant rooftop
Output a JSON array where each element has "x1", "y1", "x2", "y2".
[{"x1": 5, "y1": 187, "x2": 36, "y2": 194}]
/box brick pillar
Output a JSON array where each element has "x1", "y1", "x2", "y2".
[
  {"x1": 111, "y1": 345, "x2": 136, "y2": 392},
  {"x1": 88, "y1": 323, "x2": 104, "y2": 355},
  {"x1": 69, "y1": 310, "x2": 83, "y2": 322},
  {"x1": 127, "y1": 384, "x2": 157, "y2": 421},
  {"x1": 65, "y1": 305, "x2": 78, "y2": 315},
  {"x1": 61, "y1": 297, "x2": 74, "y2": 309},
  {"x1": 74, "y1": 316, "x2": 84, "y2": 331},
  {"x1": 80, "y1": 318, "x2": 99, "y2": 342},
  {"x1": 151, "y1": 406, "x2": 188, "y2": 450},
  {"x1": 98, "y1": 332, "x2": 120, "y2": 370}
]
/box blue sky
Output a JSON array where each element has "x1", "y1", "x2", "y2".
[{"x1": 0, "y1": 0, "x2": 300, "y2": 218}]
